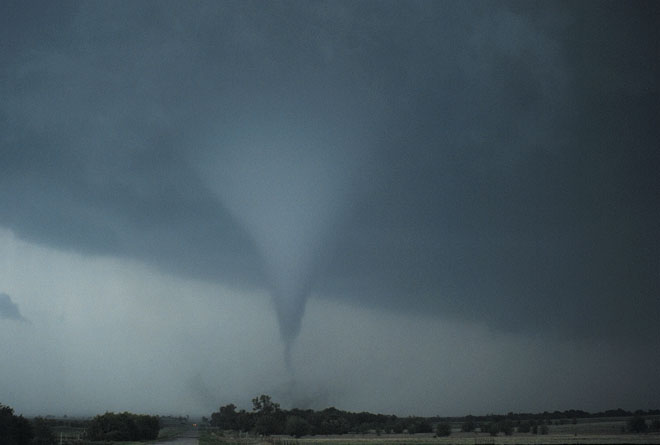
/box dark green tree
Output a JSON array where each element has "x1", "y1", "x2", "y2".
[
  {"x1": 499, "y1": 420, "x2": 513, "y2": 436},
  {"x1": 252, "y1": 395, "x2": 279, "y2": 414},
  {"x1": 436, "y1": 422, "x2": 451, "y2": 436},
  {"x1": 418, "y1": 419, "x2": 433, "y2": 433},
  {"x1": 87, "y1": 412, "x2": 159, "y2": 441},
  {"x1": 254, "y1": 414, "x2": 283, "y2": 436},
  {"x1": 391, "y1": 420, "x2": 405, "y2": 434},
  {"x1": 0, "y1": 405, "x2": 16, "y2": 443},
  {"x1": 285, "y1": 415, "x2": 310, "y2": 437},
  {"x1": 517, "y1": 421, "x2": 531, "y2": 433},
  {"x1": 0, "y1": 403, "x2": 33, "y2": 445},
  {"x1": 211, "y1": 404, "x2": 239, "y2": 430},
  {"x1": 134, "y1": 414, "x2": 160, "y2": 440},
  {"x1": 251, "y1": 395, "x2": 284, "y2": 435},
  {"x1": 32, "y1": 417, "x2": 55, "y2": 445},
  {"x1": 13, "y1": 415, "x2": 34, "y2": 445},
  {"x1": 235, "y1": 409, "x2": 255, "y2": 432}
]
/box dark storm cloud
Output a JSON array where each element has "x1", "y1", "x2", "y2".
[
  {"x1": 0, "y1": 293, "x2": 28, "y2": 322},
  {"x1": 1, "y1": 1, "x2": 658, "y2": 345}
]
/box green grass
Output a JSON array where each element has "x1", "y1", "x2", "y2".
[{"x1": 198, "y1": 431, "x2": 660, "y2": 445}]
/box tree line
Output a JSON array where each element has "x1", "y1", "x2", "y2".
[
  {"x1": 210, "y1": 394, "x2": 433, "y2": 437},
  {"x1": 210, "y1": 396, "x2": 660, "y2": 438},
  {"x1": 443, "y1": 407, "x2": 660, "y2": 424},
  {"x1": 209, "y1": 396, "x2": 538, "y2": 438},
  {"x1": 86, "y1": 412, "x2": 159, "y2": 441},
  {"x1": 1, "y1": 403, "x2": 159, "y2": 444}
]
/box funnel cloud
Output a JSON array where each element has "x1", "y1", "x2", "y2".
[{"x1": 198, "y1": 90, "x2": 384, "y2": 355}]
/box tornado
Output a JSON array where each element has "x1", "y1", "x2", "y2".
[{"x1": 197, "y1": 101, "x2": 380, "y2": 367}]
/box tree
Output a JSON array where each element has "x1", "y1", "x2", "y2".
[
  {"x1": 211, "y1": 404, "x2": 239, "y2": 430},
  {"x1": 416, "y1": 419, "x2": 432, "y2": 433},
  {"x1": 488, "y1": 422, "x2": 499, "y2": 436},
  {"x1": 461, "y1": 419, "x2": 476, "y2": 432},
  {"x1": 235, "y1": 409, "x2": 255, "y2": 432},
  {"x1": 0, "y1": 403, "x2": 33, "y2": 445},
  {"x1": 252, "y1": 395, "x2": 279, "y2": 414},
  {"x1": 319, "y1": 414, "x2": 350, "y2": 435},
  {"x1": 436, "y1": 422, "x2": 451, "y2": 436},
  {"x1": 517, "y1": 421, "x2": 531, "y2": 433},
  {"x1": 13, "y1": 415, "x2": 33, "y2": 445},
  {"x1": 285, "y1": 415, "x2": 310, "y2": 438},
  {"x1": 251, "y1": 395, "x2": 284, "y2": 436},
  {"x1": 499, "y1": 420, "x2": 513, "y2": 436},
  {"x1": 391, "y1": 420, "x2": 405, "y2": 434},
  {"x1": 87, "y1": 412, "x2": 159, "y2": 441},
  {"x1": 32, "y1": 417, "x2": 55, "y2": 445},
  {"x1": 134, "y1": 414, "x2": 160, "y2": 440},
  {"x1": 255, "y1": 414, "x2": 283, "y2": 436}
]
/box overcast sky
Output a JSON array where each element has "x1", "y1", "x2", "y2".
[{"x1": 1, "y1": 1, "x2": 658, "y2": 418}]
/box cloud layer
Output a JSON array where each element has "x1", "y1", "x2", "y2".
[{"x1": 1, "y1": 0, "x2": 658, "y2": 415}]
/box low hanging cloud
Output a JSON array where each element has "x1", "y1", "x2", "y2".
[
  {"x1": 0, "y1": 1, "x2": 658, "y2": 417},
  {"x1": 0, "y1": 293, "x2": 28, "y2": 323}
]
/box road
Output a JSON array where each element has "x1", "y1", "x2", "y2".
[{"x1": 153, "y1": 428, "x2": 199, "y2": 445}]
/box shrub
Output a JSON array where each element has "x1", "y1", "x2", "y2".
[
  {"x1": 285, "y1": 416, "x2": 310, "y2": 438},
  {"x1": 416, "y1": 419, "x2": 433, "y2": 434},
  {"x1": 32, "y1": 417, "x2": 55, "y2": 445},
  {"x1": 436, "y1": 422, "x2": 451, "y2": 437},
  {"x1": 87, "y1": 412, "x2": 159, "y2": 441},
  {"x1": 499, "y1": 420, "x2": 513, "y2": 436},
  {"x1": 0, "y1": 403, "x2": 34, "y2": 445}
]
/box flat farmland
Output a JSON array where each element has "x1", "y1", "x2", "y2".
[
  {"x1": 283, "y1": 434, "x2": 660, "y2": 444},
  {"x1": 200, "y1": 421, "x2": 660, "y2": 445},
  {"x1": 201, "y1": 433, "x2": 660, "y2": 445}
]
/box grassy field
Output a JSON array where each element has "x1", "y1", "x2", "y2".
[
  {"x1": 200, "y1": 434, "x2": 660, "y2": 445},
  {"x1": 199, "y1": 428, "x2": 660, "y2": 445}
]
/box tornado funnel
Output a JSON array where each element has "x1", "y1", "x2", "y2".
[{"x1": 198, "y1": 91, "x2": 383, "y2": 361}]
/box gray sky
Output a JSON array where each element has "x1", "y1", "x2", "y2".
[{"x1": 1, "y1": 1, "x2": 658, "y2": 417}]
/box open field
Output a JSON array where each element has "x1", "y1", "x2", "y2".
[
  {"x1": 200, "y1": 433, "x2": 660, "y2": 445},
  {"x1": 277, "y1": 434, "x2": 660, "y2": 444},
  {"x1": 200, "y1": 426, "x2": 660, "y2": 445}
]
